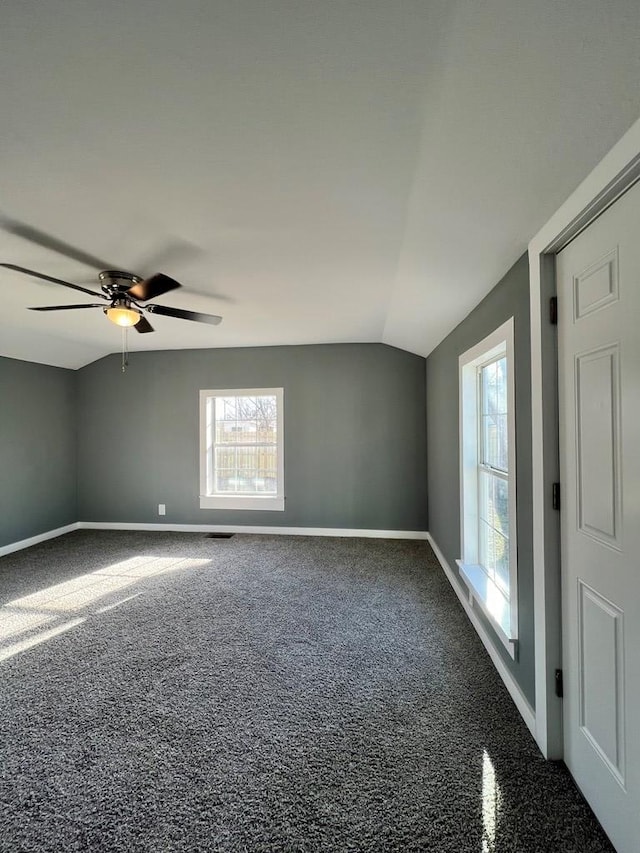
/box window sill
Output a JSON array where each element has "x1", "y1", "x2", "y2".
[
  {"x1": 456, "y1": 561, "x2": 517, "y2": 659},
  {"x1": 200, "y1": 495, "x2": 285, "y2": 511}
]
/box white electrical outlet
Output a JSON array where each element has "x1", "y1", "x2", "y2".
[{"x1": 158, "y1": 504, "x2": 166, "y2": 516}]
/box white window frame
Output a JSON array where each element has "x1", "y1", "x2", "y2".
[
  {"x1": 457, "y1": 318, "x2": 518, "y2": 657},
  {"x1": 199, "y1": 387, "x2": 285, "y2": 511}
]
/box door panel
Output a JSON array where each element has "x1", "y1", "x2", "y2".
[
  {"x1": 556, "y1": 178, "x2": 640, "y2": 852},
  {"x1": 573, "y1": 247, "x2": 619, "y2": 320},
  {"x1": 578, "y1": 581, "x2": 625, "y2": 784},
  {"x1": 575, "y1": 345, "x2": 621, "y2": 547}
]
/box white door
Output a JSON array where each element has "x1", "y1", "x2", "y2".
[{"x1": 556, "y1": 178, "x2": 640, "y2": 852}]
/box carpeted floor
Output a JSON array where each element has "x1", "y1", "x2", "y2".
[{"x1": 0, "y1": 531, "x2": 613, "y2": 852}]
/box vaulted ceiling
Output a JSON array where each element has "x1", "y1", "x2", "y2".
[{"x1": 1, "y1": 0, "x2": 639, "y2": 368}]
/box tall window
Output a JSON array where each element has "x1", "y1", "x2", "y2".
[
  {"x1": 458, "y1": 319, "x2": 517, "y2": 656},
  {"x1": 199, "y1": 388, "x2": 284, "y2": 511},
  {"x1": 479, "y1": 354, "x2": 510, "y2": 594}
]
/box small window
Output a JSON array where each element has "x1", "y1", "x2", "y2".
[
  {"x1": 199, "y1": 388, "x2": 284, "y2": 511},
  {"x1": 457, "y1": 319, "x2": 518, "y2": 656}
]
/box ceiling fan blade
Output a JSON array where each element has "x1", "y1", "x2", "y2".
[
  {"x1": 134, "y1": 239, "x2": 205, "y2": 278},
  {"x1": 179, "y1": 285, "x2": 235, "y2": 304},
  {"x1": 134, "y1": 315, "x2": 155, "y2": 333},
  {"x1": 146, "y1": 304, "x2": 222, "y2": 325},
  {"x1": 29, "y1": 303, "x2": 104, "y2": 311},
  {"x1": 0, "y1": 216, "x2": 117, "y2": 270},
  {"x1": 1, "y1": 264, "x2": 108, "y2": 299},
  {"x1": 127, "y1": 273, "x2": 181, "y2": 302}
]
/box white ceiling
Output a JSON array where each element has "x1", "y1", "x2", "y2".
[{"x1": 1, "y1": 0, "x2": 639, "y2": 369}]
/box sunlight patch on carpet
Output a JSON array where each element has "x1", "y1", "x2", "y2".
[
  {"x1": 0, "y1": 555, "x2": 210, "y2": 662},
  {"x1": 482, "y1": 749, "x2": 501, "y2": 853},
  {"x1": 0, "y1": 616, "x2": 86, "y2": 663}
]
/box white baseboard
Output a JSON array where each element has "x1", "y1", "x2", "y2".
[
  {"x1": 0, "y1": 521, "x2": 428, "y2": 558},
  {"x1": 78, "y1": 522, "x2": 429, "y2": 540},
  {"x1": 427, "y1": 533, "x2": 537, "y2": 739},
  {"x1": 0, "y1": 522, "x2": 80, "y2": 558}
]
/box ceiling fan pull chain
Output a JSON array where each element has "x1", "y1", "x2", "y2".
[{"x1": 121, "y1": 327, "x2": 129, "y2": 373}]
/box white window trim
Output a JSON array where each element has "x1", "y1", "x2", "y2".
[
  {"x1": 457, "y1": 318, "x2": 518, "y2": 658},
  {"x1": 199, "y1": 387, "x2": 285, "y2": 511}
]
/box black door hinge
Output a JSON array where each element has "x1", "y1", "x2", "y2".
[
  {"x1": 552, "y1": 482, "x2": 561, "y2": 511},
  {"x1": 555, "y1": 669, "x2": 564, "y2": 698},
  {"x1": 550, "y1": 296, "x2": 558, "y2": 325}
]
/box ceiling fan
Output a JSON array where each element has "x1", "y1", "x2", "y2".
[
  {"x1": 0, "y1": 264, "x2": 222, "y2": 333},
  {"x1": 0, "y1": 214, "x2": 223, "y2": 333}
]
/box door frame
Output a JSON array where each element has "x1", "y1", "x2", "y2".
[{"x1": 529, "y1": 116, "x2": 640, "y2": 759}]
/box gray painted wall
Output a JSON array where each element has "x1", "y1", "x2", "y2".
[
  {"x1": 426, "y1": 253, "x2": 534, "y2": 707},
  {"x1": 0, "y1": 356, "x2": 77, "y2": 547},
  {"x1": 77, "y1": 343, "x2": 427, "y2": 531}
]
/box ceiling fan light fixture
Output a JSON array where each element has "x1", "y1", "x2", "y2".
[{"x1": 105, "y1": 304, "x2": 141, "y2": 327}]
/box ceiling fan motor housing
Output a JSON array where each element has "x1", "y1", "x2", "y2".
[{"x1": 99, "y1": 270, "x2": 142, "y2": 296}]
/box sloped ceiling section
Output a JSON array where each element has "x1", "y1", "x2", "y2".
[{"x1": 0, "y1": 0, "x2": 639, "y2": 369}]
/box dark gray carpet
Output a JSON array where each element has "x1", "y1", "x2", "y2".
[{"x1": 0, "y1": 531, "x2": 612, "y2": 852}]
